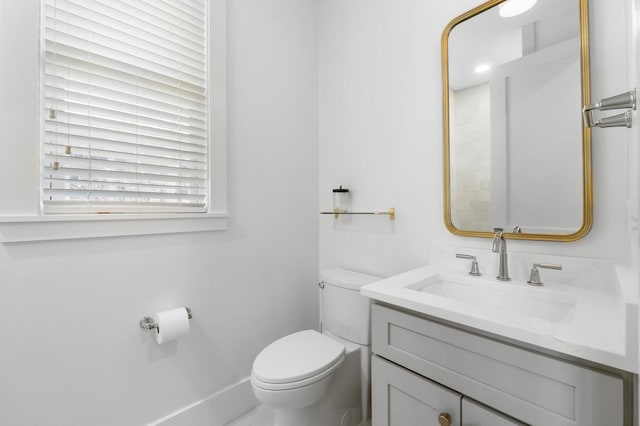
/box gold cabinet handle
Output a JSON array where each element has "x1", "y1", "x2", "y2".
[{"x1": 438, "y1": 412, "x2": 452, "y2": 426}]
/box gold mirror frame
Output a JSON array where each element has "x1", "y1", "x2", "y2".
[{"x1": 442, "y1": 0, "x2": 592, "y2": 242}]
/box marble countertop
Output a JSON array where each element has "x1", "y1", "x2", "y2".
[{"x1": 361, "y1": 249, "x2": 638, "y2": 373}]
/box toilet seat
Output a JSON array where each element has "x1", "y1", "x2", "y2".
[{"x1": 252, "y1": 330, "x2": 345, "y2": 391}]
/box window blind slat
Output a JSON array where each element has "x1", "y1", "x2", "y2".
[
  {"x1": 43, "y1": 0, "x2": 208, "y2": 213},
  {"x1": 43, "y1": 51, "x2": 206, "y2": 105},
  {"x1": 42, "y1": 203, "x2": 206, "y2": 214},
  {"x1": 44, "y1": 122, "x2": 207, "y2": 154},
  {"x1": 42, "y1": 149, "x2": 207, "y2": 173},
  {"x1": 143, "y1": 0, "x2": 206, "y2": 28},
  {"x1": 43, "y1": 161, "x2": 207, "y2": 181},
  {"x1": 44, "y1": 173, "x2": 206, "y2": 189},
  {"x1": 44, "y1": 17, "x2": 206, "y2": 74},
  {"x1": 44, "y1": 62, "x2": 207, "y2": 114},
  {"x1": 44, "y1": 134, "x2": 207, "y2": 158},
  {"x1": 44, "y1": 101, "x2": 207, "y2": 140},
  {"x1": 56, "y1": 0, "x2": 206, "y2": 44},
  {"x1": 43, "y1": 18, "x2": 205, "y2": 78},
  {"x1": 43, "y1": 146, "x2": 207, "y2": 171},
  {"x1": 45, "y1": 38, "x2": 206, "y2": 89},
  {"x1": 43, "y1": 168, "x2": 207, "y2": 189},
  {"x1": 43, "y1": 189, "x2": 206, "y2": 204},
  {"x1": 44, "y1": 88, "x2": 207, "y2": 130},
  {"x1": 45, "y1": 179, "x2": 206, "y2": 196},
  {"x1": 45, "y1": 113, "x2": 207, "y2": 147},
  {"x1": 44, "y1": 5, "x2": 206, "y2": 58},
  {"x1": 44, "y1": 140, "x2": 207, "y2": 164},
  {"x1": 44, "y1": 3, "x2": 206, "y2": 63},
  {"x1": 93, "y1": 0, "x2": 205, "y2": 41}
]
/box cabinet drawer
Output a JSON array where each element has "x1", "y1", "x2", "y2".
[{"x1": 372, "y1": 304, "x2": 624, "y2": 426}]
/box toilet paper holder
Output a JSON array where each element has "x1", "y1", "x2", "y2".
[{"x1": 139, "y1": 307, "x2": 193, "y2": 330}]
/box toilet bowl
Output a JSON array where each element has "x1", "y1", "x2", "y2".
[
  {"x1": 251, "y1": 330, "x2": 345, "y2": 410},
  {"x1": 250, "y1": 268, "x2": 381, "y2": 426}
]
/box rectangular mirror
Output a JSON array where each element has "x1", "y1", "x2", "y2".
[{"x1": 442, "y1": 0, "x2": 592, "y2": 241}]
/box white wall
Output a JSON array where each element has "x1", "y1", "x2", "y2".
[
  {"x1": 1, "y1": 0, "x2": 637, "y2": 423},
  {"x1": 0, "y1": 0, "x2": 318, "y2": 425},
  {"x1": 319, "y1": 0, "x2": 639, "y2": 278},
  {"x1": 319, "y1": 0, "x2": 444, "y2": 275}
]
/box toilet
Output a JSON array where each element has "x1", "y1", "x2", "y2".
[{"x1": 251, "y1": 268, "x2": 381, "y2": 426}]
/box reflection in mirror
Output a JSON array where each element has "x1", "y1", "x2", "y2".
[{"x1": 443, "y1": 0, "x2": 592, "y2": 241}]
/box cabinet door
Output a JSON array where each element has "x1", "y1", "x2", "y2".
[
  {"x1": 372, "y1": 356, "x2": 461, "y2": 426},
  {"x1": 461, "y1": 398, "x2": 526, "y2": 426}
]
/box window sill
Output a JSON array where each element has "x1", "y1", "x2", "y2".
[{"x1": 0, "y1": 212, "x2": 229, "y2": 243}]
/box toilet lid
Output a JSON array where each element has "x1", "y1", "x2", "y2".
[{"x1": 252, "y1": 330, "x2": 345, "y2": 385}]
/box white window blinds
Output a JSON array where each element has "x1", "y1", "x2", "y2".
[{"x1": 42, "y1": 0, "x2": 208, "y2": 214}]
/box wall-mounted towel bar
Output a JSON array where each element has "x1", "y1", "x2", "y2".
[
  {"x1": 320, "y1": 208, "x2": 395, "y2": 220},
  {"x1": 583, "y1": 89, "x2": 636, "y2": 128}
]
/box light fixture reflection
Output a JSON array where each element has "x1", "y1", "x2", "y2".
[
  {"x1": 498, "y1": 0, "x2": 538, "y2": 18},
  {"x1": 474, "y1": 64, "x2": 491, "y2": 73}
]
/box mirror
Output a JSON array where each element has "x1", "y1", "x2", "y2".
[{"x1": 442, "y1": 0, "x2": 592, "y2": 241}]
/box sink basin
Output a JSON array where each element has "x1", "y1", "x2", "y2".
[{"x1": 408, "y1": 274, "x2": 577, "y2": 323}]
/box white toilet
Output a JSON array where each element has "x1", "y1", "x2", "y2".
[{"x1": 251, "y1": 268, "x2": 380, "y2": 426}]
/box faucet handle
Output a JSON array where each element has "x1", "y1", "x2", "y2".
[
  {"x1": 456, "y1": 253, "x2": 481, "y2": 276},
  {"x1": 527, "y1": 263, "x2": 563, "y2": 286}
]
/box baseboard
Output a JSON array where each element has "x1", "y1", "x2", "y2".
[{"x1": 149, "y1": 377, "x2": 259, "y2": 426}]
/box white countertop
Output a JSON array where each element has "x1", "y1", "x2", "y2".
[{"x1": 361, "y1": 249, "x2": 639, "y2": 373}]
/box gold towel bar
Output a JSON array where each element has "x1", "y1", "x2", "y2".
[{"x1": 320, "y1": 208, "x2": 395, "y2": 220}]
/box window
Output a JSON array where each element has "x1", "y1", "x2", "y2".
[{"x1": 42, "y1": 0, "x2": 208, "y2": 214}]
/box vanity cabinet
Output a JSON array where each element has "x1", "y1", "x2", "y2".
[
  {"x1": 373, "y1": 355, "x2": 523, "y2": 425},
  {"x1": 371, "y1": 303, "x2": 628, "y2": 426}
]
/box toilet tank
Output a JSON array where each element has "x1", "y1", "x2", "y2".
[{"x1": 320, "y1": 268, "x2": 381, "y2": 345}]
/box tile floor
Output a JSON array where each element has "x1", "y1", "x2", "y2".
[
  {"x1": 224, "y1": 405, "x2": 372, "y2": 426},
  {"x1": 225, "y1": 405, "x2": 274, "y2": 426}
]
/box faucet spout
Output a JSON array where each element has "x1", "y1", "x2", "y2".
[
  {"x1": 492, "y1": 228, "x2": 511, "y2": 281},
  {"x1": 492, "y1": 228, "x2": 503, "y2": 253}
]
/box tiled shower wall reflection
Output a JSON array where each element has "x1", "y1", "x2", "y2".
[{"x1": 450, "y1": 84, "x2": 491, "y2": 231}]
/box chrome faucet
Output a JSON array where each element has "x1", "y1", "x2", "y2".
[{"x1": 492, "y1": 228, "x2": 510, "y2": 281}]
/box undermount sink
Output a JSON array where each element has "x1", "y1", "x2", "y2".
[{"x1": 408, "y1": 273, "x2": 577, "y2": 323}]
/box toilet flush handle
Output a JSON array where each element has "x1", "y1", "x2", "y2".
[{"x1": 318, "y1": 281, "x2": 325, "y2": 289}]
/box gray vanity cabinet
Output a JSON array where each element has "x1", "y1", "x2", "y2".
[
  {"x1": 461, "y1": 398, "x2": 525, "y2": 426},
  {"x1": 372, "y1": 355, "x2": 461, "y2": 425},
  {"x1": 370, "y1": 303, "x2": 627, "y2": 426},
  {"x1": 372, "y1": 355, "x2": 523, "y2": 425}
]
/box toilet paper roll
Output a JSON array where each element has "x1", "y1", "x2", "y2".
[{"x1": 153, "y1": 307, "x2": 190, "y2": 344}]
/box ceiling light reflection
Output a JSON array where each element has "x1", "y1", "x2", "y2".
[
  {"x1": 474, "y1": 64, "x2": 491, "y2": 73},
  {"x1": 498, "y1": 0, "x2": 538, "y2": 18}
]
